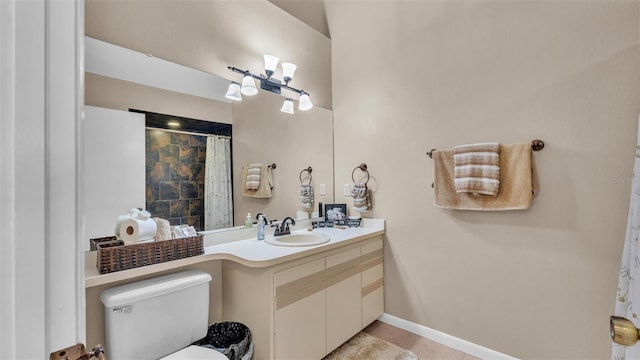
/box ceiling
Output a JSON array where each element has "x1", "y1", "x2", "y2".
[{"x1": 269, "y1": 0, "x2": 330, "y2": 38}]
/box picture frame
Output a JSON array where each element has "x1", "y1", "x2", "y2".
[{"x1": 324, "y1": 203, "x2": 348, "y2": 225}]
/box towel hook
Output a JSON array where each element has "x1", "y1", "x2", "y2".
[
  {"x1": 299, "y1": 166, "x2": 312, "y2": 184},
  {"x1": 352, "y1": 163, "x2": 370, "y2": 184},
  {"x1": 268, "y1": 163, "x2": 277, "y2": 169}
]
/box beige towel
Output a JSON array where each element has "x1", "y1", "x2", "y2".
[
  {"x1": 242, "y1": 164, "x2": 274, "y2": 198},
  {"x1": 433, "y1": 142, "x2": 538, "y2": 210},
  {"x1": 454, "y1": 142, "x2": 500, "y2": 196}
]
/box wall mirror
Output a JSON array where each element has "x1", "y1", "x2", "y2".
[{"x1": 82, "y1": 1, "x2": 334, "y2": 252}]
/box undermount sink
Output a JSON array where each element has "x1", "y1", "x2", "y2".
[{"x1": 265, "y1": 233, "x2": 330, "y2": 247}]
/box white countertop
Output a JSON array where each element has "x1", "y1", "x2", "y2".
[{"x1": 85, "y1": 218, "x2": 385, "y2": 288}]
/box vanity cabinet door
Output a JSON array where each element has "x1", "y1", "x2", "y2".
[
  {"x1": 361, "y1": 238, "x2": 384, "y2": 327},
  {"x1": 273, "y1": 258, "x2": 326, "y2": 360},
  {"x1": 326, "y1": 247, "x2": 362, "y2": 352},
  {"x1": 275, "y1": 290, "x2": 326, "y2": 360}
]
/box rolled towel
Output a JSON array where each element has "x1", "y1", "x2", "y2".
[
  {"x1": 153, "y1": 217, "x2": 172, "y2": 241},
  {"x1": 300, "y1": 184, "x2": 314, "y2": 209},
  {"x1": 453, "y1": 142, "x2": 500, "y2": 196},
  {"x1": 351, "y1": 183, "x2": 371, "y2": 211}
]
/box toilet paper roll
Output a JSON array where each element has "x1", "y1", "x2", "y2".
[{"x1": 119, "y1": 218, "x2": 157, "y2": 244}]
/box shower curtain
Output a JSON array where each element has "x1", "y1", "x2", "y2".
[
  {"x1": 613, "y1": 115, "x2": 640, "y2": 360},
  {"x1": 204, "y1": 136, "x2": 233, "y2": 230}
]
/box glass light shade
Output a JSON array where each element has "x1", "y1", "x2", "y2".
[
  {"x1": 264, "y1": 55, "x2": 280, "y2": 76},
  {"x1": 241, "y1": 74, "x2": 258, "y2": 96},
  {"x1": 282, "y1": 63, "x2": 297, "y2": 83},
  {"x1": 298, "y1": 93, "x2": 313, "y2": 111},
  {"x1": 280, "y1": 98, "x2": 294, "y2": 114},
  {"x1": 224, "y1": 81, "x2": 242, "y2": 101}
]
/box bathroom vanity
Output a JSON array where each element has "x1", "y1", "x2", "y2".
[{"x1": 84, "y1": 218, "x2": 385, "y2": 360}]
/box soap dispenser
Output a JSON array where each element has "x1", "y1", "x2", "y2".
[
  {"x1": 245, "y1": 213, "x2": 252, "y2": 228},
  {"x1": 257, "y1": 214, "x2": 266, "y2": 240}
]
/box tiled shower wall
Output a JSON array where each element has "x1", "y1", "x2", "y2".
[{"x1": 145, "y1": 129, "x2": 206, "y2": 231}]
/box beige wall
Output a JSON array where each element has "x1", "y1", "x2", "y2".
[
  {"x1": 232, "y1": 93, "x2": 334, "y2": 225},
  {"x1": 85, "y1": 73, "x2": 231, "y2": 122},
  {"x1": 85, "y1": 0, "x2": 332, "y2": 109},
  {"x1": 326, "y1": 1, "x2": 640, "y2": 359}
]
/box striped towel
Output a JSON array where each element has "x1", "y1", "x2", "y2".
[
  {"x1": 453, "y1": 142, "x2": 500, "y2": 196},
  {"x1": 245, "y1": 163, "x2": 261, "y2": 190}
]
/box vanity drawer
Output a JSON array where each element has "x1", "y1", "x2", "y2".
[{"x1": 273, "y1": 258, "x2": 325, "y2": 298}]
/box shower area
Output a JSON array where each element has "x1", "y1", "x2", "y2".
[{"x1": 137, "y1": 110, "x2": 233, "y2": 232}]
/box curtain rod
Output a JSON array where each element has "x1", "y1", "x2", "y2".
[{"x1": 145, "y1": 126, "x2": 231, "y2": 139}]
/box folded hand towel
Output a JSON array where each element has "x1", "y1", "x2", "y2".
[
  {"x1": 433, "y1": 142, "x2": 538, "y2": 211},
  {"x1": 242, "y1": 164, "x2": 274, "y2": 198},
  {"x1": 454, "y1": 142, "x2": 500, "y2": 196},
  {"x1": 245, "y1": 164, "x2": 262, "y2": 190}
]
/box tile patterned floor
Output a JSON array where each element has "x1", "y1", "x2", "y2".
[{"x1": 362, "y1": 321, "x2": 481, "y2": 360}]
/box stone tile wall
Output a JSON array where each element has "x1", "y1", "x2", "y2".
[{"x1": 145, "y1": 129, "x2": 206, "y2": 230}]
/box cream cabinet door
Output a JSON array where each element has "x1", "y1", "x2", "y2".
[
  {"x1": 326, "y1": 273, "x2": 362, "y2": 352},
  {"x1": 326, "y1": 246, "x2": 362, "y2": 352},
  {"x1": 361, "y1": 238, "x2": 384, "y2": 327},
  {"x1": 273, "y1": 258, "x2": 326, "y2": 359},
  {"x1": 275, "y1": 289, "x2": 326, "y2": 360}
]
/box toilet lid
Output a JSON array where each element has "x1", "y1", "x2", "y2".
[{"x1": 160, "y1": 345, "x2": 228, "y2": 360}]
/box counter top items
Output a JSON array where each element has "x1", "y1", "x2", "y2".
[
  {"x1": 86, "y1": 218, "x2": 385, "y2": 287},
  {"x1": 115, "y1": 208, "x2": 157, "y2": 244},
  {"x1": 96, "y1": 235, "x2": 203, "y2": 274},
  {"x1": 351, "y1": 163, "x2": 372, "y2": 212},
  {"x1": 325, "y1": 203, "x2": 348, "y2": 225}
]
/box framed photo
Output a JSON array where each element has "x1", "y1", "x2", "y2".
[{"x1": 324, "y1": 203, "x2": 347, "y2": 225}]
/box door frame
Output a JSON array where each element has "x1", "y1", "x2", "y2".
[{"x1": 0, "y1": 0, "x2": 85, "y2": 357}]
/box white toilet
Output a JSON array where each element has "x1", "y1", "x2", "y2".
[{"x1": 100, "y1": 270, "x2": 228, "y2": 359}]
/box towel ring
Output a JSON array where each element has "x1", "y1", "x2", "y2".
[
  {"x1": 352, "y1": 163, "x2": 369, "y2": 184},
  {"x1": 299, "y1": 167, "x2": 312, "y2": 185}
]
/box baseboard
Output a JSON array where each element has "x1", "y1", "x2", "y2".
[{"x1": 378, "y1": 313, "x2": 519, "y2": 360}]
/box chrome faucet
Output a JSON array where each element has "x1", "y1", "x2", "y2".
[{"x1": 274, "y1": 217, "x2": 295, "y2": 236}]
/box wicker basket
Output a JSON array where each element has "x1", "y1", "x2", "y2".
[{"x1": 96, "y1": 235, "x2": 204, "y2": 274}]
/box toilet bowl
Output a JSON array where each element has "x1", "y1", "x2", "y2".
[{"x1": 100, "y1": 270, "x2": 227, "y2": 359}]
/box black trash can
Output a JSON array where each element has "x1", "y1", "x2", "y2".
[{"x1": 193, "y1": 322, "x2": 254, "y2": 360}]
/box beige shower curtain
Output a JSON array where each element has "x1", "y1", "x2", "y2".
[{"x1": 204, "y1": 136, "x2": 233, "y2": 230}]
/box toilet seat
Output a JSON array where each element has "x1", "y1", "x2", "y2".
[{"x1": 160, "y1": 345, "x2": 228, "y2": 359}]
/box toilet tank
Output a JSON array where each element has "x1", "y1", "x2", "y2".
[{"x1": 100, "y1": 270, "x2": 212, "y2": 360}]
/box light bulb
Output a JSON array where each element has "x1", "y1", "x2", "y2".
[
  {"x1": 282, "y1": 63, "x2": 297, "y2": 84},
  {"x1": 280, "y1": 98, "x2": 294, "y2": 114},
  {"x1": 224, "y1": 81, "x2": 242, "y2": 101},
  {"x1": 241, "y1": 74, "x2": 258, "y2": 96},
  {"x1": 298, "y1": 92, "x2": 313, "y2": 111}
]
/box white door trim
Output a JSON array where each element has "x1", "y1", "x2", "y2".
[{"x1": 0, "y1": 0, "x2": 84, "y2": 357}]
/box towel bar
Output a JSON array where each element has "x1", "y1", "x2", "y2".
[{"x1": 426, "y1": 139, "x2": 545, "y2": 158}]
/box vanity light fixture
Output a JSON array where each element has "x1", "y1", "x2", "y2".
[{"x1": 225, "y1": 54, "x2": 313, "y2": 114}]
